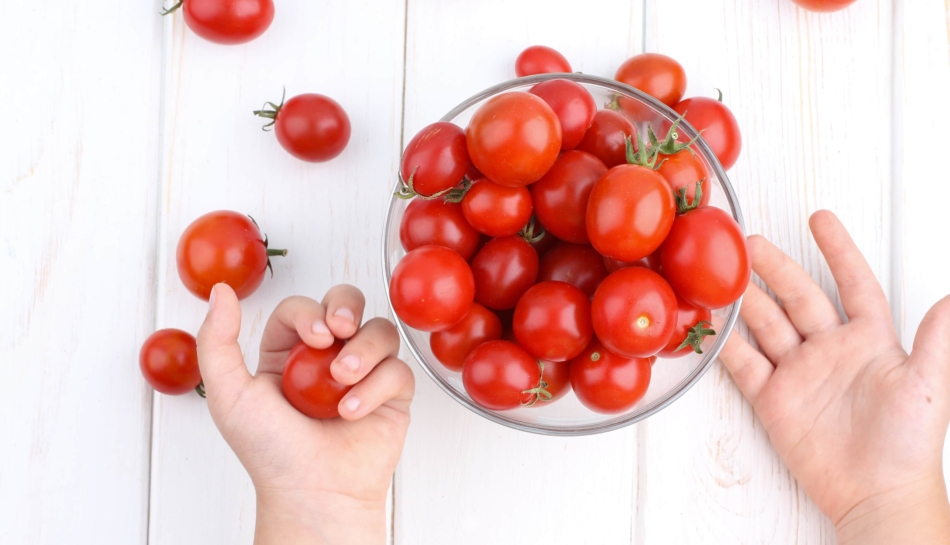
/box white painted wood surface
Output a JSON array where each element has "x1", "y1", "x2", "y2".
[{"x1": 1, "y1": 0, "x2": 948, "y2": 544}]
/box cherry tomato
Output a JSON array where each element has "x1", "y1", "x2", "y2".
[
  {"x1": 673, "y1": 96, "x2": 741, "y2": 171},
  {"x1": 164, "y1": 0, "x2": 274, "y2": 45},
  {"x1": 400, "y1": 198, "x2": 481, "y2": 260},
  {"x1": 461, "y1": 178, "x2": 533, "y2": 237},
  {"x1": 586, "y1": 165, "x2": 675, "y2": 262},
  {"x1": 576, "y1": 109, "x2": 637, "y2": 168},
  {"x1": 537, "y1": 360, "x2": 572, "y2": 403},
  {"x1": 429, "y1": 303, "x2": 502, "y2": 372},
  {"x1": 255, "y1": 92, "x2": 351, "y2": 163},
  {"x1": 570, "y1": 338, "x2": 652, "y2": 414},
  {"x1": 792, "y1": 0, "x2": 857, "y2": 12},
  {"x1": 615, "y1": 53, "x2": 687, "y2": 107},
  {"x1": 529, "y1": 79, "x2": 597, "y2": 150},
  {"x1": 398, "y1": 122, "x2": 470, "y2": 198},
  {"x1": 282, "y1": 339, "x2": 350, "y2": 419},
  {"x1": 656, "y1": 151, "x2": 711, "y2": 207},
  {"x1": 530, "y1": 150, "x2": 608, "y2": 244},
  {"x1": 139, "y1": 329, "x2": 201, "y2": 395},
  {"x1": 660, "y1": 206, "x2": 750, "y2": 310},
  {"x1": 470, "y1": 236, "x2": 539, "y2": 310},
  {"x1": 515, "y1": 46, "x2": 572, "y2": 77},
  {"x1": 591, "y1": 267, "x2": 677, "y2": 358},
  {"x1": 390, "y1": 245, "x2": 475, "y2": 332},
  {"x1": 513, "y1": 281, "x2": 593, "y2": 361},
  {"x1": 462, "y1": 340, "x2": 546, "y2": 410},
  {"x1": 176, "y1": 211, "x2": 286, "y2": 301},
  {"x1": 603, "y1": 249, "x2": 662, "y2": 274},
  {"x1": 538, "y1": 243, "x2": 609, "y2": 298},
  {"x1": 658, "y1": 297, "x2": 715, "y2": 359},
  {"x1": 466, "y1": 92, "x2": 562, "y2": 187}
]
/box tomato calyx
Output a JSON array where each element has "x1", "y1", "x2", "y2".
[
  {"x1": 160, "y1": 0, "x2": 183, "y2": 15},
  {"x1": 649, "y1": 116, "x2": 701, "y2": 158},
  {"x1": 393, "y1": 170, "x2": 472, "y2": 202},
  {"x1": 521, "y1": 360, "x2": 554, "y2": 407},
  {"x1": 674, "y1": 320, "x2": 717, "y2": 354},
  {"x1": 195, "y1": 381, "x2": 206, "y2": 398},
  {"x1": 247, "y1": 215, "x2": 288, "y2": 277},
  {"x1": 253, "y1": 87, "x2": 287, "y2": 132},
  {"x1": 518, "y1": 216, "x2": 546, "y2": 244},
  {"x1": 715, "y1": 88, "x2": 724, "y2": 102},
  {"x1": 674, "y1": 181, "x2": 704, "y2": 214}
]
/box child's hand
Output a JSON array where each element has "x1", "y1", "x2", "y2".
[
  {"x1": 720, "y1": 211, "x2": 950, "y2": 544},
  {"x1": 196, "y1": 283, "x2": 414, "y2": 545}
]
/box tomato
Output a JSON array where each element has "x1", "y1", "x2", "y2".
[
  {"x1": 537, "y1": 360, "x2": 572, "y2": 403},
  {"x1": 656, "y1": 151, "x2": 711, "y2": 207},
  {"x1": 586, "y1": 165, "x2": 675, "y2": 262},
  {"x1": 397, "y1": 122, "x2": 470, "y2": 198},
  {"x1": 429, "y1": 303, "x2": 502, "y2": 372},
  {"x1": 570, "y1": 339, "x2": 652, "y2": 414},
  {"x1": 390, "y1": 245, "x2": 475, "y2": 332},
  {"x1": 538, "y1": 243, "x2": 609, "y2": 298},
  {"x1": 140, "y1": 329, "x2": 201, "y2": 395},
  {"x1": 513, "y1": 281, "x2": 593, "y2": 362},
  {"x1": 282, "y1": 339, "x2": 350, "y2": 419},
  {"x1": 163, "y1": 0, "x2": 274, "y2": 45},
  {"x1": 462, "y1": 340, "x2": 547, "y2": 410},
  {"x1": 660, "y1": 206, "x2": 750, "y2": 309},
  {"x1": 530, "y1": 150, "x2": 608, "y2": 244},
  {"x1": 615, "y1": 53, "x2": 687, "y2": 107},
  {"x1": 591, "y1": 267, "x2": 677, "y2": 358},
  {"x1": 529, "y1": 231, "x2": 559, "y2": 257},
  {"x1": 177, "y1": 211, "x2": 285, "y2": 301},
  {"x1": 791, "y1": 0, "x2": 857, "y2": 12},
  {"x1": 576, "y1": 109, "x2": 637, "y2": 168},
  {"x1": 466, "y1": 92, "x2": 562, "y2": 187},
  {"x1": 254, "y1": 92, "x2": 350, "y2": 163},
  {"x1": 470, "y1": 235, "x2": 539, "y2": 310},
  {"x1": 461, "y1": 178, "x2": 533, "y2": 237},
  {"x1": 672, "y1": 96, "x2": 741, "y2": 171},
  {"x1": 400, "y1": 198, "x2": 481, "y2": 260},
  {"x1": 658, "y1": 297, "x2": 715, "y2": 359},
  {"x1": 603, "y1": 249, "x2": 662, "y2": 274},
  {"x1": 529, "y1": 79, "x2": 597, "y2": 150},
  {"x1": 515, "y1": 45, "x2": 572, "y2": 77}
]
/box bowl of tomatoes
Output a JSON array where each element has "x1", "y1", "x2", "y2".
[{"x1": 383, "y1": 73, "x2": 747, "y2": 436}]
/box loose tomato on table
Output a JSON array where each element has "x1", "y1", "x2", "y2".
[
  {"x1": 658, "y1": 297, "x2": 716, "y2": 358},
  {"x1": 529, "y1": 79, "x2": 597, "y2": 150},
  {"x1": 615, "y1": 53, "x2": 687, "y2": 107},
  {"x1": 591, "y1": 267, "x2": 677, "y2": 358},
  {"x1": 396, "y1": 122, "x2": 470, "y2": 198},
  {"x1": 530, "y1": 150, "x2": 607, "y2": 244},
  {"x1": 462, "y1": 340, "x2": 549, "y2": 410},
  {"x1": 672, "y1": 93, "x2": 741, "y2": 171},
  {"x1": 513, "y1": 281, "x2": 593, "y2": 362},
  {"x1": 162, "y1": 0, "x2": 274, "y2": 45},
  {"x1": 791, "y1": 0, "x2": 857, "y2": 12},
  {"x1": 282, "y1": 339, "x2": 351, "y2": 419},
  {"x1": 254, "y1": 90, "x2": 351, "y2": 163},
  {"x1": 429, "y1": 303, "x2": 502, "y2": 372},
  {"x1": 515, "y1": 46, "x2": 572, "y2": 77},
  {"x1": 576, "y1": 109, "x2": 637, "y2": 168},
  {"x1": 140, "y1": 329, "x2": 202, "y2": 396},
  {"x1": 461, "y1": 178, "x2": 533, "y2": 237},
  {"x1": 570, "y1": 339, "x2": 652, "y2": 414},
  {"x1": 470, "y1": 235, "x2": 539, "y2": 310},
  {"x1": 389, "y1": 245, "x2": 474, "y2": 332},
  {"x1": 400, "y1": 198, "x2": 481, "y2": 260},
  {"x1": 538, "y1": 243, "x2": 609, "y2": 298}
]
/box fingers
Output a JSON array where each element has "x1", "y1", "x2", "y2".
[
  {"x1": 322, "y1": 284, "x2": 366, "y2": 340},
  {"x1": 258, "y1": 296, "x2": 336, "y2": 375},
  {"x1": 718, "y1": 321, "x2": 774, "y2": 405},
  {"x1": 908, "y1": 295, "x2": 950, "y2": 384},
  {"x1": 740, "y1": 281, "x2": 803, "y2": 361},
  {"x1": 330, "y1": 318, "x2": 401, "y2": 385},
  {"x1": 748, "y1": 234, "x2": 842, "y2": 338},
  {"x1": 338, "y1": 356, "x2": 415, "y2": 420},
  {"x1": 196, "y1": 284, "x2": 253, "y2": 405},
  {"x1": 809, "y1": 210, "x2": 891, "y2": 321}
]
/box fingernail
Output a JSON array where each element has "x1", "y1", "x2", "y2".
[
  {"x1": 343, "y1": 396, "x2": 360, "y2": 413},
  {"x1": 333, "y1": 307, "x2": 355, "y2": 325},
  {"x1": 208, "y1": 286, "x2": 217, "y2": 313},
  {"x1": 312, "y1": 320, "x2": 330, "y2": 336},
  {"x1": 338, "y1": 353, "x2": 361, "y2": 373}
]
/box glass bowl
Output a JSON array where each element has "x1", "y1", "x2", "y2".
[{"x1": 382, "y1": 73, "x2": 744, "y2": 436}]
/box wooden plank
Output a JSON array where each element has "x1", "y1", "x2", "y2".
[
  {"x1": 0, "y1": 0, "x2": 163, "y2": 542},
  {"x1": 395, "y1": 1, "x2": 644, "y2": 543},
  {"x1": 641, "y1": 0, "x2": 893, "y2": 543},
  {"x1": 147, "y1": 1, "x2": 407, "y2": 543}
]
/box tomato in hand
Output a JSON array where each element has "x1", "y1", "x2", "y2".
[
  {"x1": 429, "y1": 303, "x2": 502, "y2": 372},
  {"x1": 660, "y1": 206, "x2": 750, "y2": 309},
  {"x1": 177, "y1": 211, "x2": 286, "y2": 301},
  {"x1": 570, "y1": 339, "x2": 652, "y2": 414},
  {"x1": 461, "y1": 178, "x2": 533, "y2": 237},
  {"x1": 538, "y1": 243, "x2": 609, "y2": 298},
  {"x1": 390, "y1": 245, "x2": 475, "y2": 332},
  {"x1": 615, "y1": 53, "x2": 687, "y2": 107},
  {"x1": 462, "y1": 340, "x2": 547, "y2": 410},
  {"x1": 531, "y1": 150, "x2": 607, "y2": 244},
  {"x1": 603, "y1": 249, "x2": 662, "y2": 274},
  {"x1": 515, "y1": 45, "x2": 572, "y2": 77},
  {"x1": 791, "y1": 0, "x2": 857, "y2": 12},
  {"x1": 467, "y1": 92, "x2": 562, "y2": 187},
  {"x1": 255, "y1": 91, "x2": 351, "y2": 163},
  {"x1": 400, "y1": 198, "x2": 481, "y2": 260},
  {"x1": 397, "y1": 122, "x2": 470, "y2": 198},
  {"x1": 140, "y1": 329, "x2": 202, "y2": 396},
  {"x1": 576, "y1": 109, "x2": 637, "y2": 168},
  {"x1": 658, "y1": 297, "x2": 715, "y2": 359},
  {"x1": 470, "y1": 235, "x2": 539, "y2": 310},
  {"x1": 163, "y1": 0, "x2": 274, "y2": 45},
  {"x1": 282, "y1": 339, "x2": 350, "y2": 419},
  {"x1": 672, "y1": 95, "x2": 741, "y2": 171},
  {"x1": 656, "y1": 151, "x2": 711, "y2": 207},
  {"x1": 592, "y1": 267, "x2": 677, "y2": 358},
  {"x1": 513, "y1": 281, "x2": 593, "y2": 362},
  {"x1": 529, "y1": 79, "x2": 597, "y2": 150}
]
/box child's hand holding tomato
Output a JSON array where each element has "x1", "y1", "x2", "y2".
[{"x1": 196, "y1": 283, "x2": 414, "y2": 545}]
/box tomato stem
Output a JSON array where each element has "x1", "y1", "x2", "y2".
[
  {"x1": 715, "y1": 88, "x2": 724, "y2": 102},
  {"x1": 195, "y1": 381, "x2": 206, "y2": 398},
  {"x1": 521, "y1": 361, "x2": 554, "y2": 407},
  {"x1": 674, "y1": 181, "x2": 704, "y2": 214},
  {"x1": 674, "y1": 321, "x2": 717, "y2": 354},
  {"x1": 260, "y1": 230, "x2": 288, "y2": 278},
  {"x1": 160, "y1": 0, "x2": 183, "y2": 15},
  {"x1": 518, "y1": 216, "x2": 546, "y2": 244},
  {"x1": 393, "y1": 168, "x2": 472, "y2": 203},
  {"x1": 252, "y1": 87, "x2": 287, "y2": 132}
]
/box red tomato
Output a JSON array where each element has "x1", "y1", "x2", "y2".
[
  {"x1": 538, "y1": 243, "x2": 609, "y2": 298},
  {"x1": 470, "y1": 236, "x2": 539, "y2": 310},
  {"x1": 462, "y1": 340, "x2": 546, "y2": 410},
  {"x1": 615, "y1": 53, "x2": 687, "y2": 107},
  {"x1": 429, "y1": 303, "x2": 502, "y2": 372},
  {"x1": 513, "y1": 281, "x2": 593, "y2": 362},
  {"x1": 672, "y1": 96, "x2": 741, "y2": 171},
  {"x1": 538, "y1": 360, "x2": 572, "y2": 403},
  {"x1": 570, "y1": 339, "x2": 652, "y2": 414},
  {"x1": 792, "y1": 0, "x2": 857, "y2": 12},
  {"x1": 390, "y1": 245, "x2": 475, "y2": 332},
  {"x1": 467, "y1": 92, "x2": 562, "y2": 187},
  {"x1": 140, "y1": 329, "x2": 201, "y2": 395},
  {"x1": 656, "y1": 151, "x2": 711, "y2": 207},
  {"x1": 461, "y1": 178, "x2": 533, "y2": 237},
  {"x1": 282, "y1": 339, "x2": 350, "y2": 419},
  {"x1": 530, "y1": 150, "x2": 608, "y2": 244},
  {"x1": 658, "y1": 297, "x2": 715, "y2": 358},
  {"x1": 164, "y1": 0, "x2": 274, "y2": 45},
  {"x1": 591, "y1": 267, "x2": 677, "y2": 358},
  {"x1": 176, "y1": 211, "x2": 286, "y2": 301},
  {"x1": 603, "y1": 249, "x2": 662, "y2": 274},
  {"x1": 254, "y1": 92, "x2": 351, "y2": 163},
  {"x1": 398, "y1": 122, "x2": 470, "y2": 198},
  {"x1": 576, "y1": 109, "x2": 637, "y2": 168},
  {"x1": 586, "y1": 165, "x2": 676, "y2": 262},
  {"x1": 515, "y1": 46, "x2": 572, "y2": 77},
  {"x1": 399, "y1": 198, "x2": 481, "y2": 260},
  {"x1": 529, "y1": 79, "x2": 597, "y2": 150},
  {"x1": 660, "y1": 206, "x2": 750, "y2": 309}
]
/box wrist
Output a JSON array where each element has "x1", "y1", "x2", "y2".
[
  {"x1": 254, "y1": 488, "x2": 387, "y2": 545},
  {"x1": 835, "y1": 475, "x2": 950, "y2": 545}
]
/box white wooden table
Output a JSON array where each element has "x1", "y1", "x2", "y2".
[{"x1": 3, "y1": 0, "x2": 949, "y2": 543}]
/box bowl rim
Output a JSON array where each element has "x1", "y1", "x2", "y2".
[{"x1": 382, "y1": 73, "x2": 745, "y2": 436}]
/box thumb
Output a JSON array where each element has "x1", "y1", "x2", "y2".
[
  {"x1": 196, "y1": 283, "x2": 252, "y2": 406},
  {"x1": 908, "y1": 294, "x2": 950, "y2": 385}
]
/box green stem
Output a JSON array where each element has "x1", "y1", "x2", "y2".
[
  {"x1": 267, "y1": 248, "x2": 288, "y2": 257},
  {"x1": 195, "y1": 381, "x2": 206, "y2": 398},
  {"x1": 160, "y1": 0, "x2": 183, "y2": 15}
]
